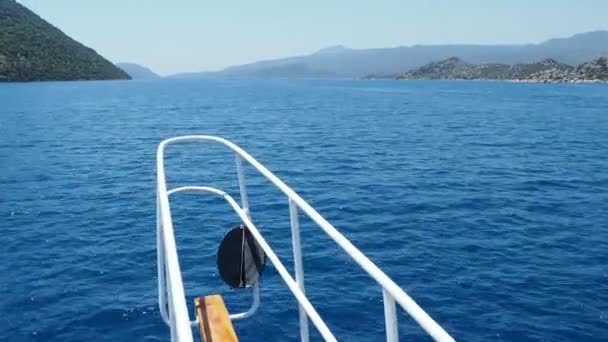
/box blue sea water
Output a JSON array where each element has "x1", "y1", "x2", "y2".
[{"x1": 1, "y1": 79, "x2": 607, "y2": 342}]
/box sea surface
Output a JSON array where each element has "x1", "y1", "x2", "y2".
[{"x1": 1, "y1": 79, "x2": 607, "y2": 342}]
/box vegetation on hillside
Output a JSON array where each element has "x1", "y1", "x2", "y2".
[
  {"x1": 377, "y1": 57, "x2": 608, "y2": 83},
  {"x1": 0, "y1": 0, "x2": 130, "y2": 82}
]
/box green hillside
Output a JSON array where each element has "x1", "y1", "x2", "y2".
[{"x1": 0, "y1": 0, "x2": 130, "y2": 82}]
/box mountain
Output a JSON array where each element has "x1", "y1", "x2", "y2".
[
  {"x1": 0, "y1": 0, "x2": 129, "y2": 82},
  {"x1": 313, "y1": 45, "x2": 352, "y2": 55},
  {"x1": 170, "y1": 31, "x2": 608, "y2": 79},
  {"x1": 393, "y1": 56, "x2": 607, "y2": 83},
  {"x1": 211, "y1": 62, "x2": 336, "y2": 79},
  {"x1": 116, "y1": 63, "x2": 160, "y2": 79}
]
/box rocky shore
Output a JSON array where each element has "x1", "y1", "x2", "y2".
[{"x1": 371, "y1": 57, "x2": 608, "y2": 83}]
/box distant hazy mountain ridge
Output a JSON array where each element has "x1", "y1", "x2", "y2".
[
  {"x1": 170, "y1": 31, "x2": 608, "y2": 79},
  {"x1": 116, "y1": 63, "x2": 160, "y2": 79},
  {"x1": 0, "y1": 0, "x2": 130, "y2": 82}
]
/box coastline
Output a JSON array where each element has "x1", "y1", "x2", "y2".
[
  {"x1": 363, "y1": 77, "x2": 607, "y2": 83},
  {"x1": 509, "y1": 78, "x2": 607, "y2": 84}
]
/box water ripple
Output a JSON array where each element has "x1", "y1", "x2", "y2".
[{"x1": 1, "y1": 79, "x2": 607, "y2": 341}]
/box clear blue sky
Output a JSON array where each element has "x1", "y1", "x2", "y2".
[{"x1": 18, "y1": 0, "x2": 608, "y2": 75}]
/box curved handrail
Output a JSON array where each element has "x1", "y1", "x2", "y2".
[
  {"x1": 157, "y1": 144, "x2": 193, "y2": 342},
  {"x1": 167, "y1": 186, "x2": 337, "y2": 341},
  {"x1": 164, "y1": 187, "x2": 262, "y2": 326},
  {"x1": 157, "y1": 135, "x2": 455, "y2": 342}
]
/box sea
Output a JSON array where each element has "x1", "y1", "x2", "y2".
[{"x1": 1, "y1": 79, "x2": 607, "y2": 341}]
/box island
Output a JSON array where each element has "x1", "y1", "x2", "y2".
[
  {"x1": 365, "y1": 57, "x2": 608, "y2": 83},
  {"x1": 0, "y1": 0, "x2": 130, "y2": 82}
]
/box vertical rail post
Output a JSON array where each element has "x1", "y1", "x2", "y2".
[
  {"x1": 383, "y1": 289, "x2": 399, "y2": 342},
  {"x1": 234, "y1": 154, "x2": 250, "y2": 215},
  {"x1": 289, "y1": 199, "x2": 310, "y2": 342},
  {"x1": 234, "y1": 153, "x2": 263, "y2": 321},
  {"x1": 157, "y1": 194, "x2": 169, "y2": 324}
]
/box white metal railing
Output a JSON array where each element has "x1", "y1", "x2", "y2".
[{"x1": 156, "y1": 135, "x2": 455, "y2": 342}]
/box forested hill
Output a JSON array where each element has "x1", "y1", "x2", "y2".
[{"x1": 0, "y1": 0, "x2": 130, "y2": 82}]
